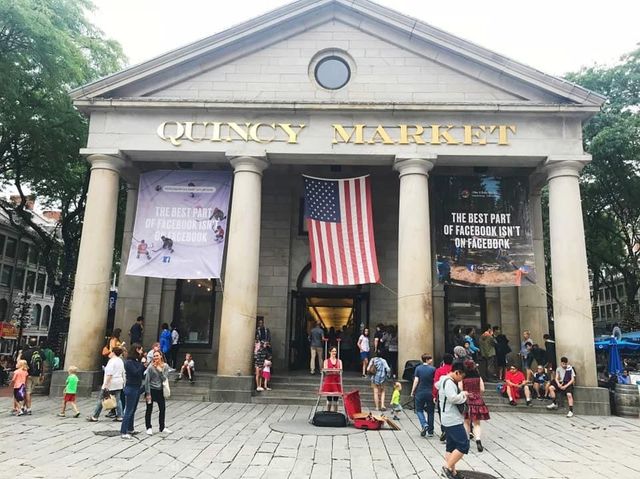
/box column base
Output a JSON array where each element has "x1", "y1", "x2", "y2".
[
  {"x1": 573, "y1": 386, "x2": 611, "y2": 416},
  {"x1": 210, "y1": 375, "x2": 254, "y2": 403},
  {"x1": 50, "y1": 370, "x2": 103, "y2": 398}
]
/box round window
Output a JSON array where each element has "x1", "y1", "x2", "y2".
[{"x1": 314, "y1": 56, "x2": 351, "y2": 90}]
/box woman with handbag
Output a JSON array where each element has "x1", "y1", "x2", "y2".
[
  {"x1": 143, "y1": 349, "x2": 171, "y2": 435},
  {"x1": 87, "y1": 347, "x2": 125, "y2": 422},
  {"x1": 120, "y1": 344, "x2": 145, "y2": 439}
]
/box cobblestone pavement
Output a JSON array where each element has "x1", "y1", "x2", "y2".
[{"x1": 1, "y1": 397, "x2": 639, "y2": 479}]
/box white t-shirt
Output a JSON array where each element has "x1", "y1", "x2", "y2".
[
  {"x1": 104, "y1": 356, "x2": 125, "y2": 391},
  {"x1": 263, "y1": 359, "x2": 271, "y2": 373},
  {"x1": 183, "y1": 359, "x2": 195, "y2": 370},
  {"x1": 358, "y1": 335, "x2": 370, "y2": 352},
  {"x1": 171, "y1": 329, "x2": 180, "y2": 345}
]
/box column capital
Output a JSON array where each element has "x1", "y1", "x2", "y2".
[
  {"x1": 544, "y1": 155, "x2": 591, "y2": 181},
  {"x1": 393, "y1": 156, "x2": 437, "y2": 178},
  {"x1": 228, "y1": 156, "x2": 269, "y2": 175}
]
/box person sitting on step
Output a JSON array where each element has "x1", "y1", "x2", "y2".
[{"x1": 176, "y1": 353, "x2": 195, "y2": 383}]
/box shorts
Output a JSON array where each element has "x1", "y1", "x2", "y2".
[
  {"x1": 326, "y1": 396, "x2": 339, "y2": 402},
  {"x1": 26, "y1": 377, "x2": 37, "y2": 394},
  {"x1": 262, "y1": 371, "x2": 271, "y2": 380},
  {"x1": 64, "y1": 393, "x2": 76, "y2": 402},
  {"x1": 443, "y1": 423, "x2": 470, "y2": 454},
  {"x1": 552, "y1": 381, "x2": 574, "y2": 395},
  {"x1": 360, "y1": 351, "x2": 370, "y2": 361},
  {"x1": 391, "y1": 404, "x2": 403, "y2": 412}
]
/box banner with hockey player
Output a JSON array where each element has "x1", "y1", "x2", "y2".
[{"x1": 126, "y1": 170, "x2": 232, "y2": 279}]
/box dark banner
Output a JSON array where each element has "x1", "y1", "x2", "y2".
[{"x1": 432, "y1": 175, "x2": 536, "y2": 287}]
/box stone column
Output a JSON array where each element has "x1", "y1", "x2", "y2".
[
  {"x1": 394, "y1": 156, "x2": 436, "y2": 370},
  {"x1": 546, "y1": 157, "x2": 596, "y2": 387},
  {"x1": 65, "y1": 154, "x2": 124, "y2": 373},
  {"x1": 217, "y1": 156, "x2": 268, "y2": 377},
  {"x1": 518, "y1": 186, "x2": 549, "y2": 345},
  {"x1": 114, "y1": 183, "x2": 146, "y2": 335}
]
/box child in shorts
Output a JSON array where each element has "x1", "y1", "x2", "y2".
[
  {"x1": 10, "y1": 360, "x2": 28, "y2": 415},
  {"x1": 391, "y1": 382, "x2": 403, "y2": 420},
  {"x1": 58, "y1": 366, "x2": 81, "y2": 417},
  {"x1": 262, "y1": 354, "x2": 272, "y2": 391},
  {"x1": 533, "y1": 365, "x2": 549, "y2": 400}
]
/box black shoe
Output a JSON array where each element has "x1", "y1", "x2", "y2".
[
  {"x1": 476, "y1": 440, "x2": 484, "y2": 452},
  {"x1": 509, "y1": 400, "x2": 516, "y2": 406},
  {"x1": 439, "y1": 432, "x2": 446, "y2": 442},
  {"x1": 441, "y1": 466, "x2": 457, "y2": 479},
  {"x1": 469, "y1": 431, "x2": 474, "y2": 440},
  {"x1": 526, "y1": 400, "x2": 532, "y2": 407},
  {"x1": 420, "y1": 425, "x2": 427, "y2": 437}
]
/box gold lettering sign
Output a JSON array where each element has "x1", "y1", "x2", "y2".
[
  {"x1": 157, "y1": 121, "x2": 516, "y2": 146},
  {"x1": 332, "y1": 124, "x2": 516, "y2": 146},
  {"x1": 157, "y1": 121, "x2": 306, "y2": 146}
]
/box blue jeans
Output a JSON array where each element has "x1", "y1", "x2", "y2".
[
  {"x1": 415, "y1": 392, "x2": 435, "y2": 434},
  {"x1": 92, "y1": 389, "x2": 123, "y2": 419},
  {"x1": 121, "y1": 385, "x2": 141, "y2": 434}
]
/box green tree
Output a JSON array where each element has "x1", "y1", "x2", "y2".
[
  {"x1": 0, "y1": 0, "x2": 125, "y2": 354},
  {"x1": 565, "y1": 48, "x2": 640, "y2": 331}
]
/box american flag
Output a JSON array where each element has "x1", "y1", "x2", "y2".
[{"x1": 303, "y1": 175, "x2": 380, "y2": 285}]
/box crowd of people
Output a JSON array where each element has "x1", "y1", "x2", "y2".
[{"x1": 4, "y1": 315, "x2": 197, "y2": 441}]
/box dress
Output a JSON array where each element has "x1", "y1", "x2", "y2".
[
  {"x1": 320, "y1": 358, "x2": 342, "y2": 395},
  {"x1": 462, "y1": 377, "x2": 490, "y2": 421}
]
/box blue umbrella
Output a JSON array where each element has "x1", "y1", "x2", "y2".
[
  {"x1": 595, "y1": 338, "x2": 640, "y2": 351},
  {"x1": 608, "y1": 338, "x2": 623, "y2": 376}
]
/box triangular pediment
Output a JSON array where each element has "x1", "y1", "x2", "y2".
[{"x1": 71, "y1": 0, "x2": 604, "y2": 108}]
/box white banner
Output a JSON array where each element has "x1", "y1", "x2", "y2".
[{"x1": 125, "y1": 170, "x2": 232, "y2": 279}]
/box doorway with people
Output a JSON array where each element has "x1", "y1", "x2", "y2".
[{"x1": 288, "y1": 263, "x2": 369, "y2": 372}]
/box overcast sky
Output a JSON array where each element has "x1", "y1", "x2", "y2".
[{"x1": 90, "y1": 0, "x2": 638, "y2": 77}]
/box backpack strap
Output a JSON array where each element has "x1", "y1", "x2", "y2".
[{"x1": 441, "y1": 377, "x2": 459, "y2": 413}]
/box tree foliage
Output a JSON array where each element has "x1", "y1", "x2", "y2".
[
  {"x1": 0, "y1": 0, "x2": 125, "y2": 353},
  {"x1": 565, "y1": 48, "x2": 640, "y2": 330}
]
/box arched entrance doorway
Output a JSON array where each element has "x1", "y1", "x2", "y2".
[{"x1": 288, "y1": 264, "x2": 369, "y2": 371}]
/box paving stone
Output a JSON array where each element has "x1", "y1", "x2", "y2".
[{"x1": 1, "y1": 398, "x2": 639, "y2": 478}]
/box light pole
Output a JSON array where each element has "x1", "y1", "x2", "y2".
[{"x1": 11, "y1": 292, "x2": 33, "y2": 349}]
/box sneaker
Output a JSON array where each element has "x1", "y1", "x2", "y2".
[
  {"x1": 87, "y1": 416, "x2": 98, "y2": 422},
  {"x1": 121, "y1": 434, "x2": 132, "y2": 440},
  {"x1": 310, "y1": 371, "x2": 315, "y2": 375},
  {"x1": 73, "y1": 412, "x2": 81, "y2": 418},
  {"x1": 469, "y1": 431, "x2": 474, "y2": 439},
  {"x1": 113, "y1": 417, "x2": 123, "y2": 422},
  {"x1": 420, "y1": 425, "x2": 427, "y2": 437},
  {"x1": 509, "y1": 400, "x2": 516, "y2": 406},
  {"x1": 146, "y1": 428, "x2": 153, "y2": 435},
  {"x1": 526, "y1": 400, "x2": 532, "y2": 407},
  {"x1": 26, "y1": 409, "x2": 32, "y2": 415},
  {"x1": 427, "y1": 432, "x2": 434, "y2": 438},
  {"x1": 362, "y1": 374, "x2": 366, "y2": 378},
  {"x1": 162, "y1": 428, "x2": 172, "y2": 434},
  {"x1": 476, "y1": 440, "x2": 484, "y2": 453},
  {"x1": 439, "y1": 432, "x2": 446, "y2": 442},
  {"x1": 546, "y1": 403, "x2": 558, "y2": 410},
  {"x1": 441, "y1": 466, "x2": 457, "y2": 479},
  {"x1": 566, "y1": 410, "x2": 574, "y2": 418},
  {"x1": 17, "y1": 410, "x2": 25, "y2": 416},
  {"x1": 105, "y1": 411, "x2": 116, "y2": 418},
  {"x1": 266, "y1": 387, "x2": 271, "y2": 391},
  {"x1": 256, "y1": 387, "x2": 264, "y2": 391},
  {"x1": 392, "y1": 415, "x2": 399, "y2": 421}
]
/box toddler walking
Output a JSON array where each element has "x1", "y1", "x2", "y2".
[
  {"x1": 391, "y1": 382, "x2": 403, "y2": 420},
  {"x1": 10, "y1": 359, "x2": 28, "y2": 416},
  {"x1": 262, "y1": 355, "x2": 272, "y2": 391},
  {"x1": 58, "y1": 366, "x2": 81, "y2": 417}
]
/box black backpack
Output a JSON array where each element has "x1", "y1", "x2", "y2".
[{"x1": 29, "y1": 349, "x2": 42, "y2": 376}]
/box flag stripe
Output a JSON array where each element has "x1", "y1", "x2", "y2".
[
  {"x1": 338, "y1": 182, "x2": 355, "y2": 285},
  {"x1": 364, "y1": 177, "x2": 380, "y2": 282},
  {"x1": 304, "y1": 175, "x2": 380, "y2": 286}
]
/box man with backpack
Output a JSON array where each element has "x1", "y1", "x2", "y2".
[
  {"x1": 18, "y1": 339, "x2": 44, "y2": 415},
  {"x1": 410, "y1": 353, "x2": 436, "y2": 437},
  {"x1": 437, "y1": 361, "x2": 469, "y2": 479}
]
